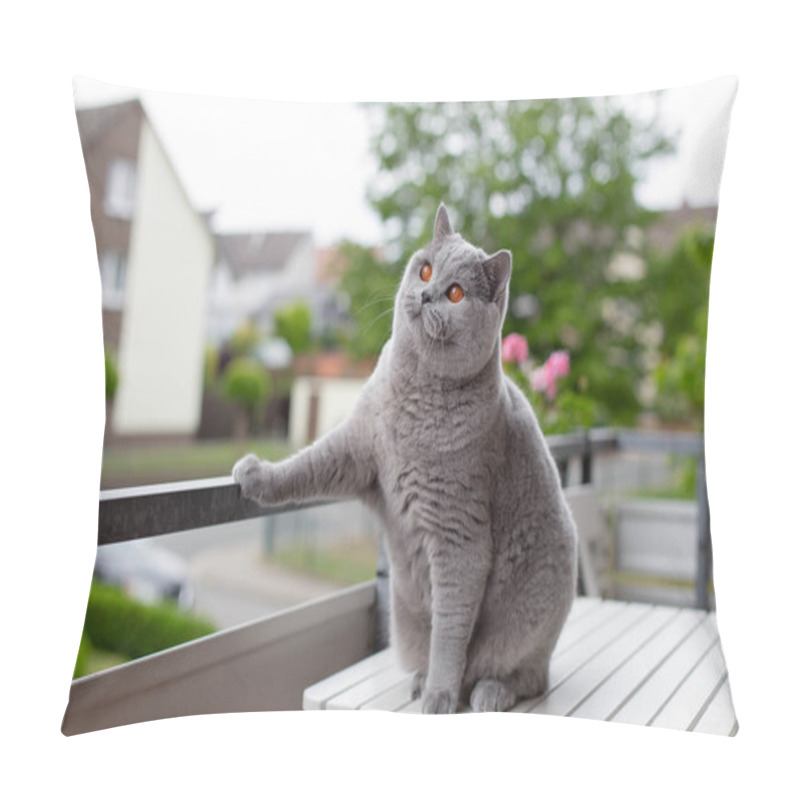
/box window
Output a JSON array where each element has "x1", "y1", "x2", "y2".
[
  {"x1": 100, "y1": 250, "x2": 128, "y2": 309},
  {"x1": 104, "y1": 158, "x2": 137, "y2": 219}
]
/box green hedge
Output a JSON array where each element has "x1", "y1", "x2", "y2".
[
  {"x1": 81, "y1": 581, "x2": 216, "y2": 662},
  {"x1": 72, "y1": 631, "x2": 93, "y2": 679}
]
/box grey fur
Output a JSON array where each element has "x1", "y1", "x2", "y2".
[{"x1": 233, "y1": 203, "x2": 577, "y2": 713}]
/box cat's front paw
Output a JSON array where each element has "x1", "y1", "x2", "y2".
[
  {"x1": 421, "y1": 687, "x2": 458, "y2": 714},
  {"x1": 233, "y1": 454, "x2": 274, "y2": 505}
]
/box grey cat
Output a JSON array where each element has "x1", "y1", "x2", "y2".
[{"x1": 233, "y1": 203, "x2": 577, "y2": 713}]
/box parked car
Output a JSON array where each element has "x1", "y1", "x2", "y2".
[{"x1": 93, "y1": 540, "x2": 195, "y2": 610}]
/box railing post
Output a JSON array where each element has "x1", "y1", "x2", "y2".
[
  {"x1": 581, "y1": 430, "x2": 592, "y2": 485},
  {"x1": 695, "y1": 451, "x2": 712, "y2": 610}
]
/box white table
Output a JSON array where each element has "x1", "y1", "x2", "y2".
[{"x1": 303, "y1": 597, "x2": 737, "y2": 736}]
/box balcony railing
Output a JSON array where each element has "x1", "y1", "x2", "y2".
[{"x1": 63, "y1": 427, "x2": 710, "y2": 736}]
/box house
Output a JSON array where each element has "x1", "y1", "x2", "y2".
[
  {"x1": 207, "y1": 231, "x2": 316, "y2": 345},
  {"x1": 76, "y1": 99, "x2": 216, "y2": 441},
  {"x1": 646, "y1": 201, "x2": 717, "y2": 252},
  {"x1": 207, "y1": 231, "x2": 355, "y2": 349}
]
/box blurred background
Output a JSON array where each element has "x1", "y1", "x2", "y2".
[{"x1": 72, "y1": 77, "x2": 733, "y2": 678}]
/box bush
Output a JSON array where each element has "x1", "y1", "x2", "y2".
[
  {"x1": 82, "y1": 581, "x2": 216, "y2": 662},
  {"x1": 72, "y1": 630, "x2": 93, "y2": 679},
  {"x1": 104, "y1": 349, "x2": 119, "y2": 401},
  {"x1": 222, "y1": 358, "x2": 271, "y2": 438},
  {"x1": 222, "y1": 357, "x2": 270, "y2": 411},
  {"x1": 273, "y1": 301, "x2": 313, "y2": 355},
  {"x1": 503, "y1": 345, "x2": 601, "y2": 435}
]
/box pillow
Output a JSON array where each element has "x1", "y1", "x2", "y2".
[{"x1": 63, "y1": 76, "x2": 737, "y2": 737}]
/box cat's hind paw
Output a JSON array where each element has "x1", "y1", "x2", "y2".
[{"x1": 469, "y1": 678, "x2": 517, "y2": 712}]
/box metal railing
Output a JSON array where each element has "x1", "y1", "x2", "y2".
[{"x1": 97, "y1": 428, "x2": 711, "y2": 624}]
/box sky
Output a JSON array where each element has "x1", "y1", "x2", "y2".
[{"x1": 74, "y1": 75, "x2": 736, "y2": 248}]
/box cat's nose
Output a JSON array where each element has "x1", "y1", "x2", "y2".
[{"x1": 421, "y1": 289, "x2": 432, "y2": 305}]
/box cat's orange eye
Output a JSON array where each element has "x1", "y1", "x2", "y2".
[
  {"x1": 420, "y1": 262, "x2": 433, "y2": 282},
  {"x1": 447, "y1": 284, "x2": 464, "y2": 303}
]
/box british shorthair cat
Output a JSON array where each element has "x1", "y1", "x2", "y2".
[{"x1": 234, "y1": 203, "x2": 577, "y2": 713}]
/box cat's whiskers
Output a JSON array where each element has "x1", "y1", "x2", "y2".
[
  {"x1": 359, "y1": 305, "x2": 396, "y2": 343},
  {"x1": 353, "y1": 290, "x2": 397, "y2": 316}
]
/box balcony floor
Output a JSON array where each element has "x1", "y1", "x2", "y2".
[{"x1": 303, "y1": 597, "x2": 737, "y2": 735}]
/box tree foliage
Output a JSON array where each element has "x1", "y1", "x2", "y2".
[
  {"x1": 337, "y1": 240, "x2": 399, "y2": 360},
  {"x1": 222, "y1": 356, "x2": 271, "y2": 437},
  {"x1": 273, "y1": 301, "x2": 313, "y2": 355},
  {"x1": 362, "y1": 99, "x2": 674, "y2": 424},
  {"x1": 645, "y1": 227, "x2": 715, "y2": 428},
  {"x1": 223, "y1": 357, "x2": 270, "y2": 410},
  {"x1": 642, "y1": 225, "x2": 715, "y2": 354}
]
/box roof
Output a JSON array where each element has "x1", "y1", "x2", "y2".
[
  {"x1": 293, "y1": 351, "x2": 377, "y2": 379},
  {"x1": 216, "y1": 231, "x2": 312, "y2": 278},
  {"x1": 647, "y1": 203, "x2": 717, "y2": 250},
  {"x1": 74, "y1": 97, "x2": 215, "y2": 253}
]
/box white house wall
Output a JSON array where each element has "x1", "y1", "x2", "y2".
[
  {"x1": 289, "y1": 377, "x2": 313, "y2": 447},
  {"x1": 114, "y1": 119, "x2": 214, "y2": 436},
  {"x1": 281, "y1": 237, "x2": 315, "y2": 296},
  {"x1": 289, "y1": 376, "x2": 366, "y2": 449}
]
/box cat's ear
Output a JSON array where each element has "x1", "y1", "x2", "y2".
[
  {"x1": 433, "y1": 203, "x2": 453, "y2": 249},
  {"x1": 483, "y1": 250, "x2": 512, "y2": 301}
]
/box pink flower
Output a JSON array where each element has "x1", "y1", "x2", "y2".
[
  {"x1": 531, "y1": 350, "x2": 570, "y2": 401},
  {"x1": 549, "y1": 350, "x2": 570, "y2": 379},
  {"x1": 501, "y1": 333, "x2": 529, "y2": 365},
  {"x1": 530, "y1": 366, "x2": 549, "y2": 395}
]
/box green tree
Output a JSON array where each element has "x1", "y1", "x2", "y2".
[
  {"x1": 643, "y1": 226, "x2": 715, "y2": 429},
  {"x1": 364, "y1": 99, "x2": 673, "y2": 424},
  {"x1": 642, "y1": 225, "x2": 715, "y2": 355},
  {"x1": 337, "y1": 240, "x2": 399, "y2": 359},
  {"x1": 273, "y1": 301, "x2": 313, "y2": 355},
  {"x1": 222, "y1": 357, "x2": 271, "y2": 438}
]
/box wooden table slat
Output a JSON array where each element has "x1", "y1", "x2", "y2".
[
  {"x1": 303, "y1": 648, "x2": 396, "y2": 710},
  {"x1": 360, "y1": 676, "x2": 417, "y2": 712},
  {"x1": 527, "y1": 605, "x2": 680, "y2": 718},
  {"x1": 550, "y1": 599, "x2": 628, "y2": 655},
  {"x1": 569, "y1": 607, "x2": 707, "y2": 722},
  {"x1": 328, "y1": 662, "x2": 410, "y2": 710},
  {"x1": 649, "y1": 639, "x2": 729, "y2": 731},
  {"x1": 514, "y1": 602, "x2": 652, "y2": 712},
  {"x1": 692, "y1": 676, "x2": 738, "y2": 736},
  {"x1": 609, "y1": 614, "x2": 719, "y2": 726}
]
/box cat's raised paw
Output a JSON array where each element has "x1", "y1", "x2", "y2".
[
  {"x1": 233, "y1": 454, "x2": 272, "y2": 503},
  {"x1": 469, "y1": 678, "x2": 517, "y2": 712},
  {"x1": 421, "y1": 687, "x2": 458, "y2": 714}
]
